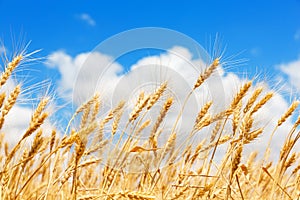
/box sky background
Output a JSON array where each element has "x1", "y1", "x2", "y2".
[
  {"x1": 0, "y1": 0, "x2": 300, "y2": 156},
  {"x1": 1, "y1": 0, "x2": 300, "y2": 69}
]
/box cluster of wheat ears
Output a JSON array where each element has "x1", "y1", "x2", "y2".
[{"x1": 0, "y1": 51, "x2": 299, "y2": 200}]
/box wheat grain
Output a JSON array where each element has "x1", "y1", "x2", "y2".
[
  {"x1": 111, "y1": 106, "x2": 124, "y2": 136},
  {"x1": 0, "y1": 55, "x2": 22, "y2": 88},
  {"x1": 147, "y1": 81, "x2": 167, "y2": 110},
  {"x1": 233, "y1": 101, "x2": 242, "y2": 135},
  {"x1": 250, "y1": 92, "x2": 273, "y2": 115},
  {"x1": 80, "y1": 103, "x2": 91, "y2": 129},
  {"x1": 278, "y1": 101, "x2": 300, "y2": 126},
  {"x1": 292, "y1": 163, "x2": 300, "y2": 175},
  {"x1": 243, "y1": 87, "x2": 263, "y2": 113},
  {"x1": 194, "y1": 101, "x2": 212, "y2": 128},
  {"x1": 162, "y1": 132, "x2": 176, "y2": 159},
  {"x1": 129, "y1": 94, "x2": 150, "y2": 122},
  {"x1": 0, "y1": 85, "x2": 21, "y2": 129},
  {"x1": 27, "y1": 129, "x2": 44, "y2": 159},
  {"x1": 243, "y1": 128, "x2": 263, "y2": 144},
  {"x1": 230, "y1": 81, "x2": 252, "y2": 111},
  {"x1": 239, "y1": 113, "x2": 254, "y2": 136},
  {"x1": 193, "y1": 58, "x2": 220, "y2": 90},
  {"x1": 210, "y1": 121, "x2": 222, "y2": 142},
  {"x1": 23, "y1": 112, "x2": 48, "y2": 140},
  {"x1": 150, "y1": 97, "x2": 173, "y2": 139},
  {"x1": 49, "y1": 130, "x2": 56, "y2": 152},
  {"x1": 231, "y1": 143, "x2": 243, "y2": 181},
  {"x1": 90, "y1": 97, "x2": 101, "y2": 123},
  {"x1": 283, "y1": 152, "x2": 297, "y2": 172},
  {"x1": 0, "y1": 93, "x2": 6, "y2": 109},
  {"x1": 31, "y1": 97, "x2": 49, "y2": 122},
  {"x1": 135, "y1": 119, "x2": 151, "y2": 136}
]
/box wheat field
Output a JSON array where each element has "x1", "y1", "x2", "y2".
[{"x1": 0, "y1": 51, "x2": 299, "y2": 200}]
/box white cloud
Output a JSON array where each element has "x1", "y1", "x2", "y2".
[
  {"x1": 46, "y1": 46, "x2": 296, "y2": 160},
  {"x1": 2, "y1": 104, "x2": 54, "y2": 146},
  {"x1": 2, "y1": 105, "x2": 33, "y2": 144},
  {"x1": 78, "y1": 13, "x2": 96, "y2": 26},
  {"x1": 47, "y1": 51, "x2": 123, "y2": 105},
  {"x1": 279, "y1": 58, "x2": 300, "y2": 91}
]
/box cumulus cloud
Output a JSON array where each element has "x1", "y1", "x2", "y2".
[
  {"x1": 2, "y1": 105, "x2": 33, "y2": 143},
  {"x1": 129, "y1": 47, "x2": 296, "y2": 159},
  {"x1": 279, "y1": 58, "x2": 300, "y2": 91},
  {"x1": 2, "y1": 105, "x2": 54, "y2": 146},
  {"x1": 46, "y1": 46, "x2": 296, "y2": 160},
  {"x1": 47, "y1": 51, "x2": 123, "y2": 105},
  {"x1": 78, "y1": 13, "x2": 96, "y2": 26}
]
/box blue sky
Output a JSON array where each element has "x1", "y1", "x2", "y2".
[{"x1": 1, "y1": 0, "x2": 300, "y2": 69}]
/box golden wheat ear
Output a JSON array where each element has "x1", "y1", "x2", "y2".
[
  {"x1": 0, "y1": 85, "x2": 21, "y2": 129},
  {"x1": 0, "y1": 55, "x2": 23, "y2": 88},
  {"x1": 193, "y1": 58, "x2": 220, "y2": 90}
]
